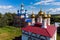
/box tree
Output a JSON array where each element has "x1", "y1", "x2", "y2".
[
  {"x1": 4, "y1": 12, "x2": 13, "y2": 26},
  {"x1": 0, "y1": 15, "x2": 7, "y2": 27},
  {"x1": 0, "y1": 13, "x2": 2, "y2": 18},
  {"x1": 4, "y1": 12, "x2": 16, "y2": 26},
  {"x1": 51, "y1": 15, "x2": 60, "y2": 24}
]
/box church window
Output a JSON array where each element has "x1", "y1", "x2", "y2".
[
  {"x1": 28, "y1": 37, "x2": 32, "y2": 40},
  {"x1": 25, "y1": 31, "x2": 28, "y2": 35},
  {"x1": 32, "y1": 33, "x2": 36, "y2": 37},
  {"x1": 36, "y1": 34, "x2": 40, "y2": 38},
  {"x1": 29, "y1": 32, "x2": 32, "y2": 36}
]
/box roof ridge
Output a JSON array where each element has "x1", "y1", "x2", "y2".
[{"x1": 45, "y1": 29, "x2": 51, "y2": 37}]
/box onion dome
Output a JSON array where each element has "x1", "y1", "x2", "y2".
[
  {"x1": 47, "y1": 14, "x2": 51, "y2": 18},
  {"x1": 31, "y1": 12, "x2": 35, "y2": 18},
  {"x1": 21, "y1": 3, "x2": 24, "y2": 7},
  {"x1": 38, "y1": 10, "x2": 43, "y2": 16},
  {"x1": 25, "y1": 10, "x2": 27, "y2": 13},
  {"x1": 17, "y1": 10, "x2": 19, "y2": 12},
  {"x1": 43, "y1": 12, "x2": 47, "y2": 19},
  {"x1": 43, "y1": 14, "x2": 47, "y2": 19}
]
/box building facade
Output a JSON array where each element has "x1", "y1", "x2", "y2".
[{"x1": 22, "y1": 10, "x2": 57, "y2": 40}]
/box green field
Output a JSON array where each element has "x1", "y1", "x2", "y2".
[
  {"x1": 57, "y1": 33, "x2": 60, "y2": 40},
  {"x1": 0, "y1": 26, "x2": 21, "y2": 40},
  {"x1": 0, "y1": 26, "x2": 60, "y2": 40}
]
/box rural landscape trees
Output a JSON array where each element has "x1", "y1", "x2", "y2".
[
  {"x1": 0, "y1": 12, "x2": 60, "y2": 40},
  {"x1": 0, "y1": 12, "x2": 60, "y2": 27},
  {"x1": 0, "y1": 12, "x2": 16, "y2": 27}
]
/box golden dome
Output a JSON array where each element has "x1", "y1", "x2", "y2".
[
  {"x1": 43, "y1": 14, "x2": 48, "y2": 19},
  {"x1": 38, "y1": 10, "x2": 43, "y2": 16},
  {"x1": 47, "y1": 14, "x2": 51, "y2": 18},
  {"x1": 43, "y1": 12, "x2": 46, "y2": 15},
  {"x1": 31, "y1": 12, "x2": 35, "y2": 18}
]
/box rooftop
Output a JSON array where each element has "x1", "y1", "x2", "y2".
[{"x1": 22, "y1": 24, "x2": 57, "y2": 38}]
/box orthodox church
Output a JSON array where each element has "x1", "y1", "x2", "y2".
[
  {"x1": 14, "y1": 4, "x2": 30, "y2": 27},
  {"x1": 21, "y1": 10, "x2": 57, "y2": 40},
  {"x1": 14, "y1": 4, "x2": 57, "y2": 40}
]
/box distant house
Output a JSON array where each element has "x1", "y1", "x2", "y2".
[
  {"x1": 55, "y1": 22, "x2": 60, "y2": 32},
  {"x1": 55, "y1": 22, "x2": 60, "y2": 27}
]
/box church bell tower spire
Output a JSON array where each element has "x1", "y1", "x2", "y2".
[{"x1": 20, "y1": 3, "x2": 24, "y2": 14}]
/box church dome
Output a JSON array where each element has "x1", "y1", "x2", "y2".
[
  {"x1": 47, "y1": 14, "x2": 51, "y2": 18},
  {"x1": 38, "y1": 10, "x2": 43, "y2": 16},
  {"x1": 21, "y1": 3, "x2": 24, "y2": 7},
  {"x1": 43, "y1": 12, "x2": 47, "y2": 19},
  {"x1": 31, "y1": 12, "x2": 35, "y2": 18}
]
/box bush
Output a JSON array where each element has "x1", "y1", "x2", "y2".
[{"x1": 0, "y1": 16, "x2": 7, "y2": 27}]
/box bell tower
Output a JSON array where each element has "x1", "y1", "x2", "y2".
[{"x1": 20, "y1": 3, "x2": 25, "y2": 14}]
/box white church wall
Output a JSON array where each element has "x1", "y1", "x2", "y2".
[
  {"x1": 47, "y1": 37, "x2": 50, "y2": 40},
  {"x1": 46, "y1": 36, "x2": 54, "y2": 40},
  {"x1": 22, "y1": 34, "x2": 28, "y2": 40},
  {"x1": 50, "y1": 32, "x2": 56, "y2": 40}
]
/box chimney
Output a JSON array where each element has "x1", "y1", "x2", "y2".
[
  {"x1": 42, "y1": 14, "x2": 47, "y2": 28},
  {"x1": 38, "y1": 10, "x2": 43, "y2": 23},
  {"x1": 47, "y1": 14, "x2": 51, "y2": 25},
  {"x1": 31, "y1": 12, "x2": 35, "y2": 25}
]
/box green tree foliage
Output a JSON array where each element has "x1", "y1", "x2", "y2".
[
  {"x1": 0, "y1": 13, "x2": 2, "y2": 18},
  {"x1": 51, "y1": 15, "x2": 60, "y2": 24},
  {"x1": 0, "y1": 15, "x2": 7, "y2": 27},
  {"x1": 4, "y1": 12, "x2": 16, "y2": 26},
  {"x1": 0, "y1": 12, "x2": 16, "y2": 27}
]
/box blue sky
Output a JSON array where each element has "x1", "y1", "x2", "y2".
[{"x1": 0, "y1": 0, "x2": 60, "y2": 14}]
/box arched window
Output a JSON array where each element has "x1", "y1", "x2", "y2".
[
  {"x1": 32, "y1": 33, "x2": 36, "y2": 37},
  {"x1": 25, "y1": 31, "x2": 28, "y2": 35},
  {"x1": 29, "y1": 32, "x2": 32, "y2": 36}
]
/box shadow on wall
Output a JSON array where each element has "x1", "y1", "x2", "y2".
[{"x1": 13, "y1": 36, "x2": 22, "y2": 40}]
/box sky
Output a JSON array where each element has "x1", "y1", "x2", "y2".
[{"x1": 0, "y1": 0, "x2": 60, "y2": 14}]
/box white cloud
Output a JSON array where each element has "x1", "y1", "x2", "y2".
[
  {"x1": 51, "y1": 2, "x2": 60, "y2": 5},
  {"x1": 44, "y1": 0, "x2": 54, "y2": 2},
  {"x1": 30, "y1": 6, "x2": 35, "y2": 9},
  {"x1": 48, "y1": 8, "x2": 60, "y2": 12},
  {"x1": 34, "y1": 0, "x2": 54, "y2": 5},
  {"x1": 46, "y1": 8, "x2": 60, "y2": 14},
  {"x1": 0, "y1": 5, "x2": 13, "y2": 9},
  {"x1": 0, "y1": 9, "x2": 16, "y2": 14},
  {"x1": 34, "y1": 0, "x2": 60, "y2": 5},
  {"x1": 27, "y1": 6, "x2": 36, "y2": 9},
  {"x1": 0, "y1": 5, "x2": 16, "y2": 14}
]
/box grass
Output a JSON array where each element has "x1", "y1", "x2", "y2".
[
  {"x1": 57, "y1": 33, "x2": 60, "y2": 40},
  {"x1": 0, "y1": 26, "x2": 21, "y2": 40},
  {"x1": 0, "y1": 26, "x2": 60, "y2": 40}
]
